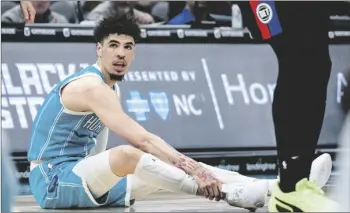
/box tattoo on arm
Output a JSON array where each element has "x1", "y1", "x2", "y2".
[
  {"x1": 159, "y1": 138, "x2": 217, "y2": 181},
  {"x1": 196, "y1": 171, "x2": 209, "y2": 182},
  {"x1": 196, "y1": 168, "x2": 219, "y2": 182},
  {"x1": 169, "y1": 153, "x2": 199, "y2": 174},
  {"x1": 170, "y1": 154, "x2": 217, "y2": 181}
]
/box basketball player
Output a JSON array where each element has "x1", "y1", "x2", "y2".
[
  {"x1": 236, "y1": 1, "x2": 339, "y2": 211},
  {"x1": 26, "y1": 13, "x2": 270, "y2": 210}
]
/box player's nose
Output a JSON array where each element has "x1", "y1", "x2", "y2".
[
  {"x1": 116, "y1": 47, "x2": 125, "y2": 57},
  {"x1": 116, "y1": 54, "x2": 125, "y2": 60}
]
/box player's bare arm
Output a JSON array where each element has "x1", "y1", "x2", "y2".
[{"x1": 61, "y1": 75, "x2": 222, "y2": 200}]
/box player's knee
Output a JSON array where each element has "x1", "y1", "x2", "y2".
[{"x1": 109, "y1": 145, "x2": 144, "y2": 177}]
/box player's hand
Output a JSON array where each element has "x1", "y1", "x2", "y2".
[
  {"x1": 20, "y1": 1, "x2": 36, "y2": 23},
  {"x1": 192, "y1": 166, "x2": 223, "y2": 201}
]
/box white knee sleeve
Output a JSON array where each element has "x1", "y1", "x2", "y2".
[
  {"x1": 72, "y1": 150, "x2": 124, "y2": 198},
  {"x1": 134, "y1": 153, "x2": 198, "y2": 195}
]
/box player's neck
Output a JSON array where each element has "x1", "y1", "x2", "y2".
[
  {"x1": 95, "y1": 61, "x2": 117, "y2": 87},
  {"x1": 102, "y1": 72, "x2": 117, "y2": 87}
]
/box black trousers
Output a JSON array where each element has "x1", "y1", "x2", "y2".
[{"x1": 238, "y1": 1, "x2": 332, "y2": 177}]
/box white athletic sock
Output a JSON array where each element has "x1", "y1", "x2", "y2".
[
  {"x1": 134, "y1": 153, "x2": 198, "y2": 195},
  {"x1": 199, "y1": 162, "x2": 256, "y2": 183}
]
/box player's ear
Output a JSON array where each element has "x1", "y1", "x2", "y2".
[
  {"x1": 132, "y1": 46, "x2": 135, "y2": 60},
  {"x1": 96, "y1": 42, "x2": 102, "y2": 58}
]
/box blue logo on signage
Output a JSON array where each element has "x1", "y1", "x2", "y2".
[
  {"x1": 149, "y1": 92, "x2": 169, "y2": 120},
  {"x1": 125, "y1": 91, "x2": 170, "y2": 121}
]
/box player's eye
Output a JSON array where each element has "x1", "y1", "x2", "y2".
[
  {"x1": 125, "y1": 45, "x2": 132, "y2": 50},
  {"x1": 110, "y1": 43, "x2": 117, "y2": 48}
]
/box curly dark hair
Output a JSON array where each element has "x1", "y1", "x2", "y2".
[{"x1": 93, "y1": 12, "x2": 141, "y2": 44}]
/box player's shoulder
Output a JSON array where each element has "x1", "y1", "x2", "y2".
[{"x1": 63, "y1": 75, "x2": 106, "y2": 94}]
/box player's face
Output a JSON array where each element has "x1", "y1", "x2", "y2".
[{"x1": 97, "y1": 34, "x2": 135, "y2": 81}]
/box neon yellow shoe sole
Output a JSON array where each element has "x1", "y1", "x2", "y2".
[{"x1": 268, "y1": 178, "x2": 339, "y2": 212}]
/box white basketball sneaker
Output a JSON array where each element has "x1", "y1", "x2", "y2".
[
  {"x1": 267, "y1": 153, "x2": 333, "y2": 196},
  {"x1": 309, "y1": 153, "x2": 333, "y2": 188},
  {"x1": 222, "y1": 180, "x2": 268, "y2": 211}
]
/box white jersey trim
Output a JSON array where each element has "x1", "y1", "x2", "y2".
[{"x1": 92, "y1": 63, "x2": 121, "y2": 98}]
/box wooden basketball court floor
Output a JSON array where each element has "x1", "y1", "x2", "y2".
[
  {"x1": 14, "y1": 190, "x2": 269, "y2": 212},
  {"x1": 13, "y1": 176, "x2": 336, "y2": 212},
  {"x1": 13, "y1": 184, "x2": 336, "y2": 212}
]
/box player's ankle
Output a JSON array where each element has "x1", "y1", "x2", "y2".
[{"x1": 278, "y1": 156, "x2": 312, "y2": 193}]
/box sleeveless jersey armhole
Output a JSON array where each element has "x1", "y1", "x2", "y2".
[{"x1": 59, "y1": 73, "x2": 103, "y2": 115}]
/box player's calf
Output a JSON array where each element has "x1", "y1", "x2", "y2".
[{"x1": 108, "y1": 145, "x2": 199, "y2": 195}]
